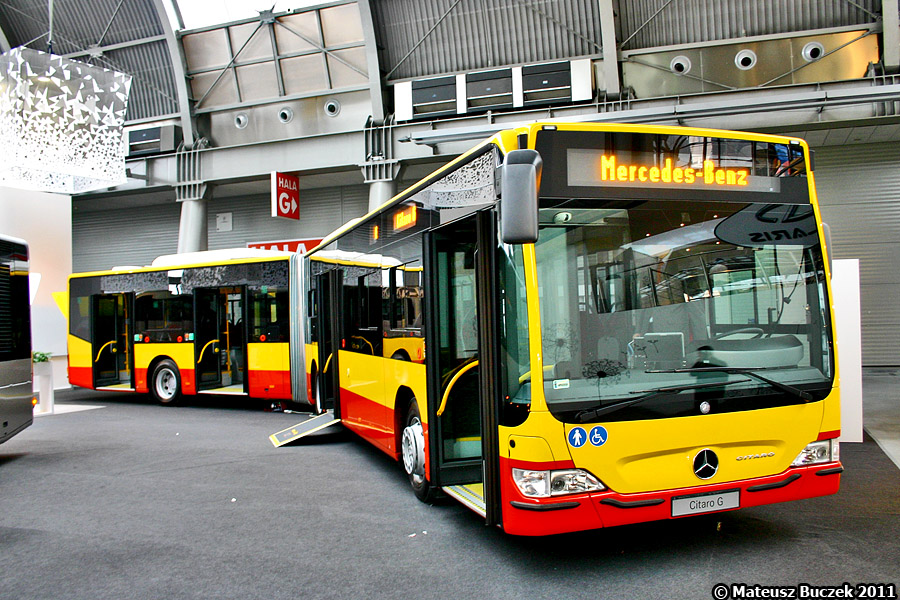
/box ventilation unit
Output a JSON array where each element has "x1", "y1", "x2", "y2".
[
  {"x1": 127, "y1": 125, "x2": 181, "y2": 157},
  {"x1": 466, "y1": 69, "x2": 513, "y2": 112},
  {"x1": 522, "y1": 62, "x2": 571, "y2": 105},
  {"x1": 411, "y1": 76, "x2": 457, "y2": 118}
]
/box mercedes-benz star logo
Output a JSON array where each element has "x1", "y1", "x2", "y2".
[{"x1": 693, "y1": 449, "x2": 719, "y2": 480}]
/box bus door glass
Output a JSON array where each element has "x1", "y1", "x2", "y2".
[
  {"x1": 314, "y1": 269, "x2": 341, "y2": 413},
  {"x1": 426, "y1": 211, "x2": 501, "y2": 510},
  {"x1": 194, "y1": 288, "x2": 225, "y2": 389},
  {"x1": 92, "y1": 293, "x2": 133, "y2": 388},
  {"x1": 224, "y1": 288, "x2": 245, "y2": 390}
]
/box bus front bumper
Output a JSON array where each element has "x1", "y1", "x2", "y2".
[{"x1": 500, "y1": 461, "x2": 843, "y2": 536}]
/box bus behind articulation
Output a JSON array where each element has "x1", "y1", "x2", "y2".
[
  {"x1": 1, "y1": 235, "x2": 34, "y2": 445},
  {"x1": 299, "y1": 122, "x2": 842, "y2": 536},
  {"x1": 67, "y1": 249, "x2": 307, "y2": 405}
]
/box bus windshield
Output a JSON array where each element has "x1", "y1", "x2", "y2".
[{"x1": 534, "y1": 200, "x2": 834, "y2": 423}]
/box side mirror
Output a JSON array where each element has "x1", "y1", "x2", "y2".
[{"x1": 500, "y1": 149, "x2": 542, "y2": 245}]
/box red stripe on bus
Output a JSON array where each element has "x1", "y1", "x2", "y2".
[
  {"x1": 68, "y1": 366, "x2": 94, "y2": 390},
  {"x1": 817, "y1": 430, "x2": 840, "y2": 441},
  {"x1": 248, "y1": 369, "x2": 291, "y2": 399},
  {"x1": 135, "y1": 368, "x2": 148, "y2": 393},
  {"x1": 338, "y1": 388, "x2": 397, "y2": 458}
]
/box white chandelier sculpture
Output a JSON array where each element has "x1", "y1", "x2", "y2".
[{"x1": 0, "y1": 47, "x2": 132, "y2": 194}]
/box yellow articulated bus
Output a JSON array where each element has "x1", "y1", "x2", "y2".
[
  {"x1": 300, "y1": 122, "x2": 842, "y2": 536},
  {"x1": 1, "y1": 235, "x2": 34, "y2": 444},
  {"x1": 67, "y1": 249, "x2": 310, "y2": 405}
]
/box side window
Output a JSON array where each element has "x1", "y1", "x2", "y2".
[
  {"x1": 134, "y1": 292, "x2": 193, "y2": 342},
  {"x1": 69, "y1": 278, "x2": 94, "y2": 342},
  {"x1": 343, "y1": 268, "x2": 382, "y2": 356},
  {"x1": 388, "y1": 266, "x2": 423, "y2": 332},
  {"x1": 0, "y1": 262, "x2": 31, "y2": 360},
  {"x1": 249, "y1": 286, "x2": 288, "y2": 342},
  {"x1": 307, "y1": 287, "x2": 318, "y2": 343}
]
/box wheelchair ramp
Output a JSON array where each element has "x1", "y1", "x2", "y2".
[
  {"x1": 443, "y1": 483, "x2": 486, "y2": 517},
  {"x1": 269, "y1": 411, "x2": 341, "y2": 447}
]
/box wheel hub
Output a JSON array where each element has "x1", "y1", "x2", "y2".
[
  {"x1": 401, "y1": 417, "x2": 424, "y2": 476},
  {"x1": 156, "y1": 369, "x2": 176, "y2": 399}
]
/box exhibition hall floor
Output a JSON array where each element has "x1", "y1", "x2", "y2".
[{"x1": 1, "y1": 373, "x2": 897, "y2": 600}]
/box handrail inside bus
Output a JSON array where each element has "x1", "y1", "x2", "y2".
[
  {"x1": 437, "y1": 359, "x2": 479, "y2": 417},
  {"x1": 350, "y1": 336, "x2": 374, "y2": 355},
  {"x1": 94, "y1": 340, "x2": 116, "y2": 363},
  {"x1": 323, "y1": 353, "x2": 333, "y2": 374},
  {"x1": 198, "y1": 339, "x2": 219, "y2": 363}
]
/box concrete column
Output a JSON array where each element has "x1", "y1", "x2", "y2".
[
  {"x1": 368, "y1": 180, "x2": 396, "y2": 213},
  {"x1": 176, "y1": 198, "x2": 208, "y2": 254}
]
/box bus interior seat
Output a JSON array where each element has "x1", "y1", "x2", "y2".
[{"x1": 687, "y1": 334, "x2": 804, "y2": 369}]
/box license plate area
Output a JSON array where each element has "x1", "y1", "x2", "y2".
[{"x1": 671, "y1": 489, "x2": 740, "y2": 517}]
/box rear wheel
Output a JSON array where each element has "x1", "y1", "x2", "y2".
[
  {"x1": 151, "y1": 359, "x2": 182, "y2": 405},
  {"x1": 401, "y1": 399, "x2": 435, "y2": 502}
]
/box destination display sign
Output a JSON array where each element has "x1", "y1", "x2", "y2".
[
  {"x1": 566, "y1": 149, "x2": 776, "y2": 193},
  {"x1": 393, "y1": 204, "x2": 418, "y2": 232}
]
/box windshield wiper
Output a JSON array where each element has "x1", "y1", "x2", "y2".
[
  {"x1": 573, "y1": 379, "x2": 751, "y2": 423},
  {"x1": 647, "y1": 366, "x2": 813, "y2": 402}
]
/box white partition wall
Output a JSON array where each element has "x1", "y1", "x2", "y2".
[
  {"x1": 0, "y1": 186, "x2": 72, "y2": 391},
  {"x1": 832, "y1": 259, "x2": 863, "y2": 443}
]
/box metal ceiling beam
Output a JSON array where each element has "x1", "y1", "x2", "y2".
[
  {"x1": 598, "y1": 0, "x2": 620, "y2": 98},
  {"x1": 91, "y1": 128, "x2": 392, "y2": 197},
  {"x1": 151, "y1": 0, "x2": 194, "y2": 146},
  {"x1": 402, "y1": 80, "x2": 900, "y2": 146},
  {"x1": 62, "y1": 34, "x2": 167, "y2": 59},
  {"x1": 357, "y1": 0, "x2": 385, "y2": 121}
]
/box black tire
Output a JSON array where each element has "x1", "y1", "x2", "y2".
[
  {"x1": 150, "y1": 359, "x2": 182, "y2": 405},
  {"x1": 401, "y1": 399, "x2": 436, "y2": 502}
]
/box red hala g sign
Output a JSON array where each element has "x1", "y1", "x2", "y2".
[
  {"x1": 271, "y1": 171, "x2": 300, "y2": 220},
  {"x1": 247, "y1": 238, "x2": 324, "y2": 253}
]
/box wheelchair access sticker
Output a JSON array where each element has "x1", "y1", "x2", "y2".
[
  {"x1": 568, "y1": 426, "x2": 609, "y2": 449},
  {"x1": 589, "y1": 426, "x2": 608, "y2": 447}
]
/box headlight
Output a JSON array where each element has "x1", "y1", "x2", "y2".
[
  {"x1": 512, "y1": 467, "x2": 605, "y2": 498},
  {"x1": 791, "y1": 439, "x2": 840, "y2": 467}
]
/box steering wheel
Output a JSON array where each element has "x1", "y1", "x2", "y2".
[{"x1": 713, "y1": 327, "x2": 764, "y2": 340}]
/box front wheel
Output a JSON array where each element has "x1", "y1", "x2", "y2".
[
  {"x1": 401, "y1": 399, "x2": 436, "y2": 502},
  {"x1": 150, "y1": 359, "x2": 182, "y2": 405}
]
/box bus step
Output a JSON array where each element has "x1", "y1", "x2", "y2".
[
  {"x1": 198, "y1": 384, "x2": 246, "y2": 396},
  {"x1": 96, "y1": 384, "x2": 135, "y2": 391},
  {"x1": 443, "y1": 483, "x2": 486, "y2": 517},
  {"x1": 269, "y1": 411, "x2": 341, "y2": 447}
]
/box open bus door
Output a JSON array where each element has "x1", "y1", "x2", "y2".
[
  {"x1": 92, "y1": 293, "x2": 134, "y2": 390},
  {"x1": 314, "y1": 269, "x2": 342, "y2": 415},
  {"x1": 194, "y1": 287, "x2": 247, "y2": 394},
  {"x1": 424, "y1": 210, "x2": 502, "y2": 527},
  {"x1": 269, "y1": 267, "x2": 342, "y2": 447},
  {"x1": 194, "y1": 288, "x2": 224, "y2": 390}
]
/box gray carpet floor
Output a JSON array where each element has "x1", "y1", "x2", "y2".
[{"x1": 1, "y1": 388, "x2": 897, "y2": 600}]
